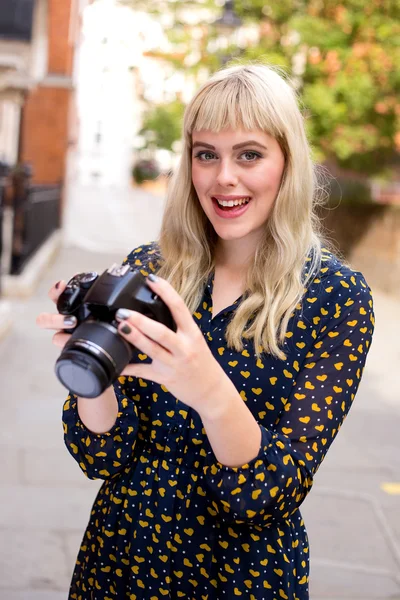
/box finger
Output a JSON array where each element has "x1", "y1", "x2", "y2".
[
  {"x1": 48, "y1": 280, "x2": 67, "y2": 304},
  {"x1": 116, "y1": 309, "x2": 177, "y2": 353},
  {"x1": 118, "y1": 321, "x2": 172, "y2": 363},
  {"x1": 146, "y1": 275, "x2": 195, "y2": 333},
  {"x1": 121, "y1": 363, "x2": 159, "y2": 383},
  {"x1": 36, "y1": 312, "x2": 77, "y2": 330},
  {"x1": 52, "y1": 332, "x2": 71, "y2": 349}
]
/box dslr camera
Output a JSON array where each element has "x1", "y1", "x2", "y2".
[{"x1": 55, "y1": 264, "x2": 176, "y2": 398}]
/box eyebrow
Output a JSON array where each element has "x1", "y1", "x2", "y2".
[{"x1": 192, "y1": 140, "x2": 268, "y2": 151}]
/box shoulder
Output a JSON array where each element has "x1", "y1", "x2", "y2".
[
  {"x1": 302, "y1": 248, "x2": 374, "y2": 325},
  {"x1": 319, "y1": 248, "x2": 371, "y2": 297},
  {"x1": 122, "y1": 241, "x2": 162, "y2": 274}
]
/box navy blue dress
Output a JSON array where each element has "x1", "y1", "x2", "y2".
[{"x1": 63, "y1": 241, "x2": 374, "y2": 600}]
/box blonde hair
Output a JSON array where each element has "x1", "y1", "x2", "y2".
[{"x1": 157, "y1": 62, "x2": 328, "y2": 360}]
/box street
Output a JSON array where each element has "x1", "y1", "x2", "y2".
[{"x1": 0, "y1": 186, "x2": 399, "y2": 600}]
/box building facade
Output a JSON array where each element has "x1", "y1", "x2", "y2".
[
  {"x1": 0, "y1": 0, "x2": 91, "y2": 300},
  {"x1": 0, "y1": 0, "x2": 88, "y2": 183}
]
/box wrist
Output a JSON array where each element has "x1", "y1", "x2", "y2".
[
  {"x1": 197, "y1": 374, "x2": 238, "y2": 423},
  {"x1": 77, "y1": 385, "x2": 119, "y2": 434}
]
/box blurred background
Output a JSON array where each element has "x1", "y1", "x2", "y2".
[{"x1": 0, "y1": 0, "x2": 399, "y2": 598}]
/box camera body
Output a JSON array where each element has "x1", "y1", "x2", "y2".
[{"x1": 55, "y1": 264, "x2": 176, "y2": 398}]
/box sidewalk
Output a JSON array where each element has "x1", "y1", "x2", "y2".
[
  {"x1": 0, "y1": 217, "x2": 399, "y2": 598},
  {"x1": 62, "y1": 181, "x2": 167, "y2": 253}
]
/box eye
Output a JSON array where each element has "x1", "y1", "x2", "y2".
[
  {"x1": 194, "y1": 151, "x2": 216, "y2": 161},
  {"x1": 241, "y1": 151, "x2": 262, "y2": 161}
]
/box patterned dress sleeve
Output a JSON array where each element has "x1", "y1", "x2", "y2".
[
  {"x1": 63, "y1": 380, "x2": 140, "y2": 480},
  {"x1": 62, "y1": 242, "x2": 159, "y2": 479},
  {"x1": 203, "y1": 272, "x2": 374, "y2": 527}
]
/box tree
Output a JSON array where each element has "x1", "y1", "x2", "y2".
[
  {"x1": 120, "y1": 0, "x2": 400, "y2": 177},
  {"x1": 234, "y1": 0, "x2": 400, "y2": 175},
  {"x1": 139, "y1": 100, "x2": 185, "y2": 152}
]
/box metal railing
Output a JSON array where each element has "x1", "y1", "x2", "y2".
[
  {"x1": 0, "y1": 175, "x2": 8, "y2": 295},
  {"x1": 10, "y1": 183, "x2": 62, "y2": 275}
]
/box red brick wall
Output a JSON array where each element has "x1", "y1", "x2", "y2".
[
  {"x1": 20, "y1": 0, "x2": 76, "y2": 184},
  {"x1": 20, "y1": 86, "x2": 71, "y2": 184},
  {"x1": 48, "y1": 0, "x2": 74, "y2": 76}
]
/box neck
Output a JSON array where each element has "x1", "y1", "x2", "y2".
[{"x1": 215, "y1": 238, "x2": 256, "y2": 272}]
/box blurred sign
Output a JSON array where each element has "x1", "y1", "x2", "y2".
[
  {"x1": 0, "y1": 0, "x2": 35, "y2": 42},
  {"x1": 371, "y1": 182, "x2": 400, "y2": 205},
  {"x1": 381, "y1": 483, "x2": 400, "y2": 495}
]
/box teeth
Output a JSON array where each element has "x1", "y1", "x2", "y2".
[{"x1": 215, "y1": 197, "x2": 250, "y2": 207}]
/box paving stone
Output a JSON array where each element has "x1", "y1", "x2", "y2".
[
  {"x1": 64, "y1": 530, "x2": 85, "y2": 567},
  {"x1": 64, "y1": 182, "x2": 166, "y2": 253},
  {"x1": 0, "y1": 528, "x2": 70, "y2": 590},
  {"x1": 302, "y1": 493, "x2": 399, "y2": 573},
  {"x1": 0, "y1": 484, "x2": 99, "y2": 531},
  {"x1": 314, "y1": 467, "x2": 400, "y2": 512},
  {"x1": 309, "y1": 562, "x2": 400, "y2": 598},
  {"x1": 21, "y1": 445, "x2": 101, "y2": 487},
  {"x1": 0, "y1": 592, "x2": 66, "y2": 600},
  {"x1": 383, "y1": 505, "x2": 400, "y2": 553},
  {"x1": 0, "y1": 446, "x2": 22, "y2": 485}
]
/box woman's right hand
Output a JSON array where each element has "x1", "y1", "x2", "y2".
[
  {"x1": 37, "y1": 280, "x2": 119, "y2": 431},
  {"x1": 36, "y1": 280, "x2": 77, "y2": 349}
]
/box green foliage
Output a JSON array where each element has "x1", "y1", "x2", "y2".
[
  {"x1": 289, "y1": 3, "x2": 400, "y2": 175},
  {"x1": 139, "y1": 100, "x2": 185, "y2": 151},
  {"x1": 122, "y1": 0, "x2": 400, "y2": 180},
  {"x1": 289, "y1": 15, "x2": 349, "y2": 48},
  {"x1": 241, "y1": 49, "x2": 290, "y2": 69}
]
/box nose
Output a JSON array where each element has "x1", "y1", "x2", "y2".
[{"x1": 216, "y1": 159, "x2": 239, "y2": 188}]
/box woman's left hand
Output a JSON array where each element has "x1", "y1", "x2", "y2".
[{"x1": 116, "y1": 275, "x2": 228, "y2": 416}]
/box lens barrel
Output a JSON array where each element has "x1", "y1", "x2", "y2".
[{"x1": 55, "y1": 321, "x2": 132, "y2": 398}]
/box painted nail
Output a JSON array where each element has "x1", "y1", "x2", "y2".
[
  {"x1": 148, "y1": 274, "x2": 159, "y2": 282},
  {"x1": 116, "y1": 308, "x2": 132, "y2": 320},
  {"x1": 121, "y1": 324, "x2": 132, "y2": 335},
  {"x1": 55, "y1": 280, "x2": 61, "y2": 289},
  {"x1": 63, "y1": 316, "x2": 77, "y2": 327}
]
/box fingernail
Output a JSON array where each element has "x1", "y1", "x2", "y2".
[
  {"x1": 116, "y1": 308, "x2": 132, "y2": 320},
  {"x1": 148, "y1": 274, "x2": 159, "y2": 283},
  {"x1": 120, "y1": 324, "x2": 132, "y2": 335},
  {"x1": 63, "y1": 316, "x2": 77, "y2": 327},
  {"x1": 55, "y1": 281, "x2": 62, "y2": 289}
]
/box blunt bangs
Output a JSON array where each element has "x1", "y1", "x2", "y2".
[{"x1": 185, "y1": 71, "x2": 286, "y2": 144}]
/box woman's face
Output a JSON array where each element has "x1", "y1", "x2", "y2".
[{"x1": 191, "y1": 128, "x2": 285, "y2": 247}]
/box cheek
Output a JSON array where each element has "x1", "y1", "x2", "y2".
[
  {"x1": 252, "y1": 163, "x2": 284, "y2": 194},
  {"x1": 191, "y1": 171, "x2": 201, "y2": 199},
  {"x1": 192, "y1": 164, "x2": 204, "y2": 188},
  {"x1": 191, "y1": 167, "x2": 199, "y2": 189},
  {"x1": 191, "y1": 168, "x2": 209, "y2": 213},
  {"x1": 191, "y1": 165, "x2": 207, "y2": 195}
]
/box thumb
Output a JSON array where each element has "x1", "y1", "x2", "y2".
[{"x1": 48, "y1": 280, "x2": 67, "y2": 305}]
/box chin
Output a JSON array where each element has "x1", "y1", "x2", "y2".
[{"x1": 214, "y1": 227, "x2": 249, "y2": 241}]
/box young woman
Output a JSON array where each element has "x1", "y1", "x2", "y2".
[{"x1": 37, "y1": 63, "x2": 374, "y2": 600}]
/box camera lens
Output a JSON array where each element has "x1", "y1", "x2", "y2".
[
  {"x1": 55, "y1": 321, "x2": 132, "y2": 398},
  {"x1": 56, "y1": 349, "x2": 110, "y2": 398}
]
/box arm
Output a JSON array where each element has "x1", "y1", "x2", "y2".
[
  {"x1": 200, "y1": 378, "x2": 262, "y2": 467},
  {"x1": 77, "y1": 386, "x2": 118, "y2": 434},
  {"x1": 63, "y1": 376, "x2": 140, "y2": 480},
  {"x1": 62, "y1": 242, "x2": 160, "y2": 479},
  {"x1": 202, "y1": 274, "x2": 374, "y2": 526}
]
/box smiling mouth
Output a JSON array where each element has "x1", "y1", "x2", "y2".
[{"x1": 212, "y1": 197, "x2": 251, "y2": 208}]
